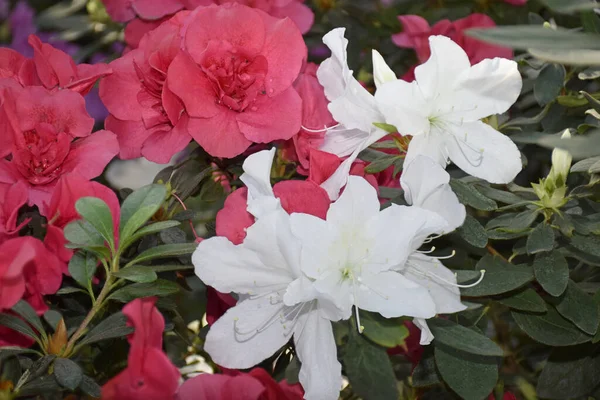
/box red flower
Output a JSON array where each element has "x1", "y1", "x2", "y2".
[
  {"x1": 0, "y1": 86, "x2": 118, "y2": 207},
  {"x1": 0, "y1": 35, "x2": 110, "y2": 95},
  {"x1": 41, "y1": 174, "x2": 120, "y2": 265},
  {"x1": 0, "y1": 181, "x2": 29, "y2": 243},
  {"x1": 282, "y1": 62, "x2": 334, "y2": 174},
  {"x1": 488, "y1": 392, "x2": 518, "y2": 400},
  {"x1": 166, "y1": 3, "x2": 306, "y2": 158},
  {"x1": 177, "y1": 368, "x2": 303, "y2": 400},
  {"x1": 102, "y1": 0, "x2": 185, "y2": 22},
  {"x1": 102, "y1": 297, "x2": 181, "y2": 400},
  {"x1": 100, "y1": 12, "x2": 191, "y2": 163},
  {"x1": 215, "y1": 180, "x2": 330, "y2": 245},
  {"x1": 392, "y1": 14, "x2": 513, "y2": 80},
  {"x1": 0, "y1": 236, "x2": 63, "y2": 313},
  {"x1": 307, "y1": 148, "x2": 379, "y2": 192},
  {"x1": 206, "y1": 287, "x2": 237, "y2": 326}
]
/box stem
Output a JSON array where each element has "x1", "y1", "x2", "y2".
[
  {"x1": 62, "y1": 277, "x2": 114, "y2": 358},
  {"x1": 486, "y1": 244, "x2": 508, "y2": 261}
]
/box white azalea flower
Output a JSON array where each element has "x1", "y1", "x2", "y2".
[
  {"x1": 239, "y1": 147, "x2": 280, "y2": 219},
  {"x1": 193, "y1": 209, "x2": 343, "y2": 400},
  {"x1": 315, "y1": 28, "x2": 388, "y2": 200},
  {"x1": 400, "y1": 155, "x2": 466, "y2": 231},
  {"x1": 287, "y1": 176, "x2": 476, "y2": 334},
  {"x1": 375, "y1": 35, "x2": 523, "y2": 184}
]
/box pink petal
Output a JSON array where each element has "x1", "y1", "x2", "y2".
[
  {"x1": 273, "y1": 180, "x2": 330, "y2": 219},
  {"x1": 177, "y1": 374, "x2": 232, "y2": 400},
  {"x1": 123, "y1": 297, "x2": 164, "y2": 349},
  {"x1": 270, "y1": 1, "x2": 314, "y2": 35},
  {"x1": 142, "y1": 115, "x2": 191, "y2": 163},
  {"x1": 0, "y1": 48, "x2": 26, "y2": 80},
  {"x1": 188, "y1": 110, "x2": 252, "y2": 158},
  {"x1": 215, "y1": 187, "x2": 253, "y2": 244},
  {"x1": 62, "y1": 130, "x2": 119, "y2": 180},
  {"x1": 99, "y1": 50, "x2": 144, "y2": 121},
  {"x1": 131, "y1": 0, "x2": 184, "y2": 20},
  {"x1": 105, "y1": 116, "x2": 154, "y2": 160},
  {"x1": 102, "y1": 0, "x2": 136, "y2": 22},
  {"x1": 69, "y1": 63, "x2": 113, "y2": 96},
  {"x1": 236, "y1": 87, "x2": 301, "y2": 143},
  {"x1": 124, "y1": 18, "x2": 166, "y2": 49},
  {"x1": 28, "y1": 35, "x2": 78, "y2": 90}
]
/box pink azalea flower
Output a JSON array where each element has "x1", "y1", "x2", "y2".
[
  {"x1": 392, "y1": 14, "x2": 513, "y2": 81},
  {"x1": 0, "y1": 86, "x2": 119, "y2": 207},
  {"x1": 0, "y1": 180, "x2": 29, "y2": 243},
  {"x1": 282, "y1": 62, "x2": 335, "y2": 174},
  {"x1": 166, "y1": 3, "x2": 306, "y2": 158},
  {"x1": 100, "y1": 12, "x2": 192, "y2": 163},
  {"x1": 177, "y1": 368, "x2": 303, "y2": 400},
  {"x1": 102, "y1": 297, "x2": 181, "y2": 400}
]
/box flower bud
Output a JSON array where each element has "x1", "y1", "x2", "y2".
[{"x1": 550, "y1": 129, "x2": 572, "y2": 187}]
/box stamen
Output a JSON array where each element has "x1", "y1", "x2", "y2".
[
  {"x1": 451, "y1": 135, "x2": 483, "y2": 167},
  {"x1": 233, "y1": 303, "x2": 298, "y2": 336},
  {"x1": 408, "y1": 264, "x2": 486, "y2": 289},
  {"x1": 301, "y1": 123, "x2": 342, "y2": 133},
  {"x1": 430, "y1": 249, "x2": 456, "y2": 260},
  {"x1": 417, "y1": 246, "x2": 436, "y2": 254}
]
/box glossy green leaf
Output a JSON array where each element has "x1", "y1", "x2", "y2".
[
  {"x1": 113, "y1": 266, "x2": 158, "y2": 283},
  {"x1": 527, "y1": 223, "x2": 555, "y2": 254},
  {"x1": 11, "y1": 300, "x2": 45, "y2": 338},
  {"x1": 68, "y1": 251, "x2": 97, "y2": 289},
  {"x1": 554, "y1": 281, "x2": 599, "y2": 335},
  {"x1": 120, "y1": 184, "x2": 167, "y2": 245},
  {"x1": 122, "y1": 220, "x2": 181, "y2": 249},
  {"x1": 78, "y1": 312, "x2": 134, "y2": 346},
  {"x1": 109, "y1": 280, "x2": 180, "y2": 303},
  {"x1": 53, "y1": 358, "x2": 82, "y2": 391},
  {"x1": 496, "y1": 288, "x2": 547, "y2": 312},
  {"x1": 457, "y1": 215, "x2": 488, "y2": 248},
  {"x1": 0, "y1": 313, "x2": 40, "y2": 343},
  {"x1": 461, "y1": 255, "x2": 534, "y2": 297},
  {"x1": 75, "y1": 197, "x2": 115, "y2": 250},
  {"x1": 465, "y1": 26, "x2": 600, "y2": 50},
  {"x1": 512, "y1": 307, "x2": 593, "y2": 346},
  {"x1": 428, "y1": 318, "x2": 503, "y2": 357},
  {"x1": 63, "y1": 219, "x2": 105, "y2": 248},
  {"x1": 128, "y1": 243, "x2": 197, "y2": 266},
  {"x1": 360, "y1": 311, "x2": 409, "y2": 348},
  {"x1": 450, "y1": 179, "x2": 497, "y2": 211},
  {"x1": 534, "y1": 251, "x2": 569, "y2": 297},
  {"x1": 534, "y1": 64, "x2": 566, "y2": 105}
]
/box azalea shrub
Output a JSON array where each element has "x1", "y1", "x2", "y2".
[{"x1": 3, "y1": 0, "x2": 600, "y2": 399}]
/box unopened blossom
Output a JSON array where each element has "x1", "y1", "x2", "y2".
[
  {"x1": 316, "y1": 28, "x2": 387, "y2": 199},
  {"x1": 549, "y1": 129, "x2": 572, "y2": 186},
  {"x1": 375, "y1": 35, "x2": 523, "y2": 184},
  {"x1": 289, "y1": 176, "x2": 478, "y2": 344}
]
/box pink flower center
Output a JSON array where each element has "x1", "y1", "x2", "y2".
[
  {"x1": 13, "y1": 124, "x2": 70, "y2": 185},
  {"x1": 201, "y1": 41, "x2": 268, "y2": 113}
]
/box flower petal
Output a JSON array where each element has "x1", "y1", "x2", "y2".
[
  {"x1": 326, "y1": 175, "x2": 380, "y2": 229},
  {"x1": 320, "y1": 128, "x2": 370, "y2": 158},
  {"x1": 294, "y1": 310, "x2": 342, "y2": 400},
  {"x1": 405, "y1": 253, "x2": 467, "y2": 314},
  {"x1": 317, "y1": 28, "x2": 349, "y2": 101},
  {"x1": 372, "y1": 50, "x2": 396, "y2": 89},
  {"x1": 413, "y1": 318, "x2": 435, "y2": 345},
  {"x1": 444, "y1": 120, "x2": 522, "y2": 184},
  {"x1": 356, "y1": 270, "x2": 437, "y2": 319},
  {"x1": 204, "y1": 298, "x2": 293, "y2": 369},
  {"x1": 187, "y1": 110, "x2": 252, "y2": 158},
  {"x1": 450, "y1": 57, "x2": 522, "y2": 122},
  {"x1": 289, "y1": 212, "x2": 337, "y2": 279},
  {"x1": 239, "y1": 148, "x2": 280, "y2": 218},
  {"x1": 401, "y1": 155, "x2": 466, "y2": 231},
  {"x1": 375, "y1": 79, "x2": 430, "y2": 136},
  {"x1": 414, "y1": 35, "x2": 470, "y2": 100}
]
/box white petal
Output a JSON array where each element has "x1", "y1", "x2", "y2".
[
  {"x1": 320, "y1": 146, "x2": 361, "y2": 201},
  {"x1": 327, "y1": 175, "x2": 381, "y2": 229},
  {"x1": 243, "y1": 209, "x2": 302, "y2": 277},
  {"x1": 401, "y1": 155, "x2": 466, "y2": 231},
  {"x1": 204, "y1": 298, "x2": 292, "y2": 369},
  {"x1": 414, "y1": 35, "x2": 470, "y2": 101},
  {"x1": 443, "y1": 120, "x2": 522, "y2": 184},
  {"x1": 372, "y1": 49, "x2": 396, "y2": 89},
  {"x1": 328, "y1": 79, "x2": 383, "y2": 134},
  {"x1": 451, "y1": 57, "x2": 522, "y2": 122},
  {"x1": 320, "y1": 127, "x2": 370, "y2": 158},
  {"x1": 240, "y1": 148, "x2": 278, "y2": 218},
  {"x1": 405, "y1": 253, "x2": 467, "y2": 314},
  {"x1": 284, "y1": 277, "x2": 347, "y2": 322},
  {"x1": 318, "y1": 28, "x2": 350, "y2": 101},
  {"x1": 193, "y1": 236, "x2": 293, "y2": 295},
  {"x1": 375, "y1": 79, "x2": 431, "y2": 136},
  {"x1": 289, "y1": 212, "x2": 337, "y2": 279},
  {"x1": 413, "y1": 318, "x2": 435, "y2": 345},
  {"x1": 294, "y1": 310, "x2": 342, "y2": 400},
  {"x1": 356, "y1": 270, "x2": 437, "y2": 319},
  {"x1": 403, "y1": 130, "x2": 448, "y2": 167},
  {"x1": 313, "y1": 270, "x2": 353, "y2": 320}
]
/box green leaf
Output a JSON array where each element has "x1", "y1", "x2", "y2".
[
  {"x1": 63, "y1": 219, "x2": 105, "y2": 248},
  {"x1": 412, "y1": 347, "x2": 441, "y2": 387},
  {"x1": 461, "y1": 255, "x2": 534, "y2": 297},
  {"x1": 364, "y1": 156, "x2": 400, "y2": 174},
  {"x1": 68, "y1": 251, "x2": 97, "y2": 289},
  {"x1": 75, "y1": 197, "x2": 115, "y2": 250},
  {"x1": 496, "y1": 288, "x2": 547, "y2": 313},
  {"x1": 428, "y1": 318, "x2": 503, "y2": 357},
  {"x1": 160, "y1": 227, "x2": 187, "y2": 244},
  {"x1": 512, "y1": 307, "x2": 593, "y2": 346},
  {"x1": 109, "y1": 280, "x2": 180, "y2": 303},
  {"x1": 536, "y1": 345, "x2": 600, "y2": 399},
  {"x1": 457, "y1": 214, "x2": 488, "y2": 248},
  {"x1": 554, "y1": 281, "x2": 599, "y2": 335},
  {"x1": 119, "y1": 184, "x2": 167, "y2": 245},
  {"x1": 534, "y1": 251, "x2": 569, "y2": 297},
  {"x1": 56, "y1": 287, "x2": 87, "y2": 295},
  {"x1": 435, "y1": 345, "x2": 498, "y2": 400},
  {"x1": 11, "y1": 300, "x2": 45, "y2": 338},
  {"x1": 0, "y1": 347, "x2": 42, "y2": 362},
  {"x1": 127, "y1": 243, "x2": 197, "y2": 266},
  {"x1": 450, "y1": 179, "x2": 497, "y2": 211},
  {"x1": 122, "y1": 220, "x2": 181, "y2": 249},
  {"x1": 486, "y1": 209, "x2": 540, "y2": 233},
  {"x1": 0, "y1": 313, "x2": 40, "y2": 343},
  {"x1": 465, "y1": 26, "x2": 600, "y2": 50},
  {"x1": 79, "y1": 375, "x2": 102, "y2": 398},
  {"x1": 343, "y1": 331, "x2": 398, "y2": 400},
  {"x1": 534, "y1": 64, "x2": 566, "y2": 106},
  {"x1": 360, "y1": 311, "x2": 409, "y2": 348},
  {"x1": 527, "y1": 223, "x2": 555, "y2": 254},
  {"x1": 53, "y1": 358, "x2": 83, "y2": 391},
  {"x1": 581, "y1": 91, "x2": 600, "y2": 114},
  {"x1": 113, "y1": 266, "x2": 158, "y2": 283},
  {"x1": 146, "y1": 264, "x2": 194, "y2": 273},
  {"x1": 17, "y1": 375, "x2": 61, "y2": 397},
  {"x1": 372, "y1": 122, "x2": 397, "y2": 133},
  {"x1": 539, "y1": 0, "x2": 600, "y2": 13},
  {"x1": 571, "y1": 234, "x2": 600, "y2": 257},
  {"x1": 473, "y1": 185, "x2": 524, "y2": 205},
  {"x1": 78, "y1": 312, "x2": 134, "y2": 346}
]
